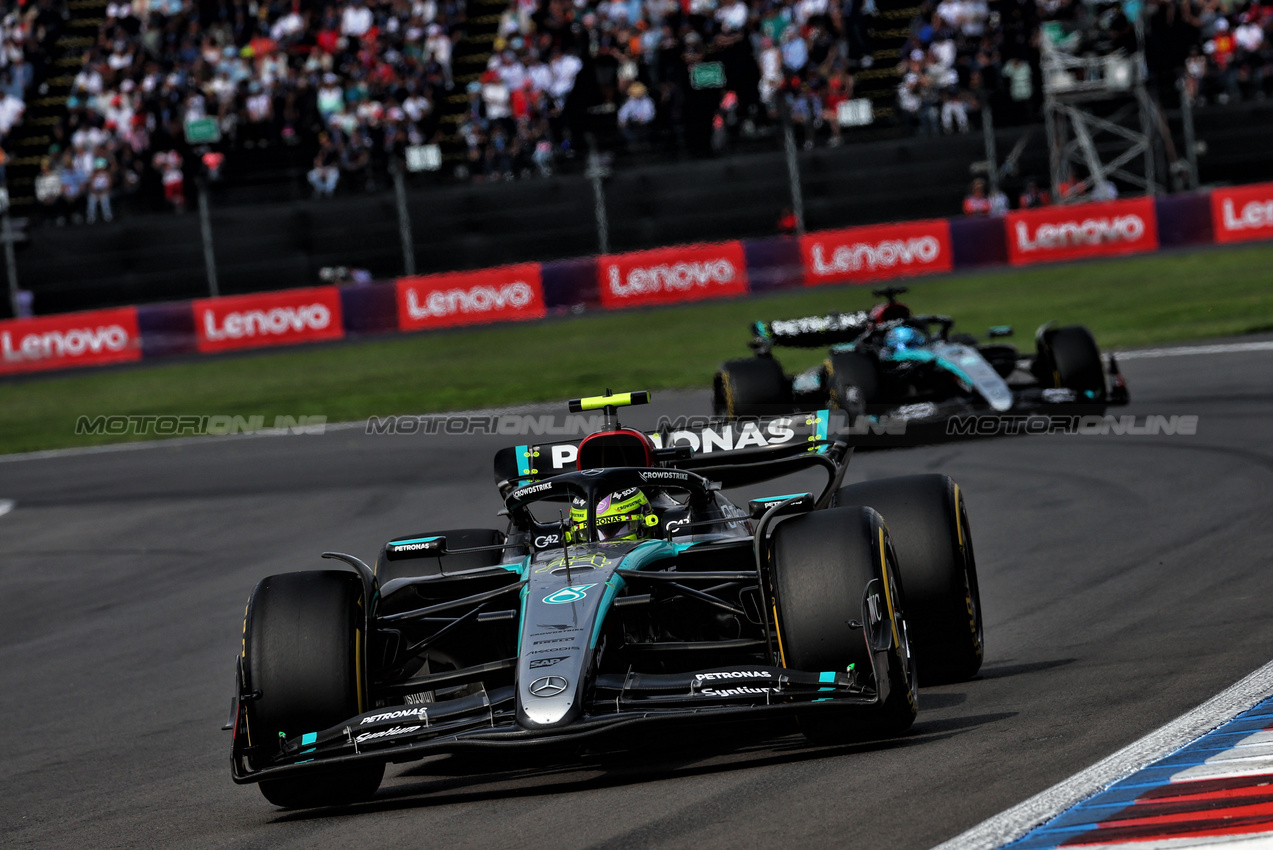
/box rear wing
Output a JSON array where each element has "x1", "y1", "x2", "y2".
[
  {"x1": 493, "y1": 410, "x2": 851, "y2": 494},
  {"x1": 753, "y1": 313, "x2": 870, "y2": 348}
]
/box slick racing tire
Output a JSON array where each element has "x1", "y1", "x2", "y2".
[
  {"x1": 834, "y1": 474, "x2": 982, "y2": 684},
  {"x1": 715, "y1": 357, "x2": 789, "y2": 418},
  {"x1": 243, "y1": 570, "x2": 384, "y2": 808},
  {"x1": 375, "y1": 527, "x2": 507, "y2": 587},
  {"x1": 823, "y1": 352, "x2": 879, "y2": 417},
  {"x1": 772, "y1": 506, "x2": 917, "y2": 744},
  {"x1": 1037, "y1": 325, "x2": 1106, "y2": 403}
]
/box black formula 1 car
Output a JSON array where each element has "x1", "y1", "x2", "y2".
[
  {"x1": 714, "y1": 287, "x2": 1128, "y2": 431},
  {"x1": 226, "y1": 391, "x2": 984, "y2": 808}
]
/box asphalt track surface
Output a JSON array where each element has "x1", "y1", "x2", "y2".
[{"x1": 2, "y1": 340, "x2": 1272, "y2": 850}]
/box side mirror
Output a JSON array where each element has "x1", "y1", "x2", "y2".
[
  {"x1": 384, "y1": 535, "x2": 448, "y2": 561},
  {"x1": 987, "y1": 325, "x2": 1014, "y2": 339},
  {"x1": 748, "y1": 493, "x2": 814, "y2": 520}
]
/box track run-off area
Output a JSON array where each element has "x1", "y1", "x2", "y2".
[{"x1": 1, "y1": 338, "x2": 1271, "y2": 849}]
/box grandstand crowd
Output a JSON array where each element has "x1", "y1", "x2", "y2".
[{"x1": 10, "y1": 0, "x2": 1273, "y2": 223}]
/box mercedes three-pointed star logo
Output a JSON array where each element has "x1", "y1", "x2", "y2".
[{"x1": 528, "y1": 675, "x2": 569, "y2": 697}]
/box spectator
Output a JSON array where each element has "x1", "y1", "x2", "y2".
[
  {"x1": 60, "y1": 152, "x2": 88, "y2": 224},
  {"x1": 154, "y1": 150, "x2": 185, "y2": 212},
  {"x1": 617, "y1": 81, "x2": 656, "y2": 148},
  {"x1": 308, "y1": 133, "x2": 340, "y2": 197},
  {"x1": 1019, "y1": 178, "x2": 1050, "y2": 208},
  {"x1": 86, "y1": 156, "x2": 114, "y2": 223},
  {"x1": 962, "y1": 178, "x2": 991, "y2": 215},
  {"x1": 35, "y1": 157, "x2": 65, "y2": 224},
  {"x1": 988, "y1": 184, "x2": 1009, "y2": 215}
]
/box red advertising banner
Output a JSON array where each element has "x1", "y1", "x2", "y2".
[
  {"x1": 597, "y1": 242, "x2": 749, "y2": 309},
  {"x1": 396, "y1": 264, "x2": 545, "y2": 330},
  {"x1": 194, "y1": 286, "x2": 344, "y2": 353},
  {"x1": 801, "y1": 219, "x2": 953, "y2": 286},
  {"x1": 1211, "y1": 183, "x2": 1273, "y2": 244},
  {"x1": 0, "y1": 307, "x2": 142, "y2": 375},
  {"x1": 1006, "y1": 197, "x2": 1158, "y2": 266}
]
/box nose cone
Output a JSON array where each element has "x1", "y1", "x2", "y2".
[{"x1": 520, "y1": 674, "x2": 578, "y2": 727}]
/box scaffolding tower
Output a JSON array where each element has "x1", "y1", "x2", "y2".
[{"x1": 1040, "y1": 19, "x2": 1186, "y2": 201}]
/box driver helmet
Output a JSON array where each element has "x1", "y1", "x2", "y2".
[
  {"x1": 884, "y1": 325, "x2": 927, "y2": 351},
  {"x1": 569, "y1": 488, "x2": 658, "y2": 542}
]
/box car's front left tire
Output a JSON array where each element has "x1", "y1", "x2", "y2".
[
  {"x1": 771, "y1": 506, "x2": 917, "y2": 744},
  {"x1": 243, "y1": 570, "x2": 384, "y2": 808}
]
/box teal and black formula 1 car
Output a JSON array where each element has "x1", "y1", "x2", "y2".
[
  {"x1": 713, "y1": 287, "x2": 1128, "y2": 431},
  {"x1": 225, "y1": 391, "x2": 985, "y2": 808}
]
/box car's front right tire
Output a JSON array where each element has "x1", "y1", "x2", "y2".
[{"x1": 715, "y1": 357, "x2": 789, "y2": 417}]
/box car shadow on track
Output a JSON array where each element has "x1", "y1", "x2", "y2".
[
  {"x1": 268, "y1": 711, "x2": 1016, "y2": 822},
  {"x1": 971, "y1": 658, "x2": 1077, "y2": 680}
]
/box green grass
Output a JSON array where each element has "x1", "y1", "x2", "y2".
[{"x1": 4, "y1": 242, "x2": 1272, "y2": 455}]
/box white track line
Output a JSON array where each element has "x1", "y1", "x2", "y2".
[
  {"x1": 0, "y1": 499, "x2": 13, "y2": 516},
  {"x1": 932, "y1": 659, "x2": 1273, "y2": 850},
  {"x1": 1116, "y1": 341, "x2": 1273, "y2": 360}
]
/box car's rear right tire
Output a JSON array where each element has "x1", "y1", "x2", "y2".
[
  {"x1": 1037, "y1": 325, "x2": 1106, "y2": 402},
  {"x1": 715, "y1": 357, "x2": 789, "y2": 417},
  {"x1": 243, "y1": 570, "x2": 384, "y2": 808},
  {"x1": 834, "y1": 474, "x2": 982, "y2": 684},
  {"x1": 771, "y1": 506, "x2": 917, "y2": 744}
]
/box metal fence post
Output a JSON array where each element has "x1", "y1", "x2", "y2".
[
  {"x1": 779, "y1": 96, "x2": 805, "y2": 235},
  {"x1": 197, "y1": 175, "x2": 219, "y2": 298},
  {"x1": 585, "y1": 134, "x2": 610, "y2": 255},
  {"x1": 2, "y1": 211, "x2": 18, "y2": 318},
  {"x1": 391, "y1": 158, "x2": 416, "y2": 276}
]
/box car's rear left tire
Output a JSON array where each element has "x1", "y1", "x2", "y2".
[
  {"x1": 771, "y1": 506, "x2": 917, "y2": 744},
  {"x1": 715, "y1": 357, "x2": 789, "y2": 417},
  {"x1": 835, "y1": 474, "x2": 982, "y2": 684},
  {"x1": 243, "y1": 570, "x2": 384, "y2": 808}
]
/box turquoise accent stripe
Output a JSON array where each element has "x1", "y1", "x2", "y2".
[
  {"x1": 754, "y1": 493, "x2": 809, "y2": 503},
  {"x1": 588, "y1": 540, "x2": 677, "y2": 648},
  {"x1": 515, "y1": 444, "x2": 533, "y2": 478},
  {"x1": 392, "y1": 535, "x2": 440, "y2": 546},
  {"x1": 887, "y1": 348, "x2": 977, "y2": 388},
  {"x1": 589, "y1": 575, "x2": 626, "y2": 648},
  {"x1": 301, "y1": 732, "x2": 317, "y2": 745},
  {"x1": 806, "y1": 409, "x2": 830, "y2": 453},
  {"x1": 818, "y1": 671, "x2": 836, "y2": 692},
  {"x1": 516, "y1": 569, "x2": 529, "y2": 654}
]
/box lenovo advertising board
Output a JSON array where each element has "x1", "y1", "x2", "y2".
[
  {"x1": 0, "y1": 307, "x2": 142, "y2": 375},
  {"x1": 1006, "y1": 198, "x2": 1158, "y2": 266},
  {"x1": 194, "y1": 286, "x2": 344, "y2": 353},
  {"x1": 1211, "y1": 183, "x2": 1273, "y2": 244},
  {"x1": 396, "y1": 264, "x2": 546, "y2": 330},
  {"x1": 597, "y1": 242, "x2": 749, "y2": 309},
  {"x1": 801, "y1": 219, "x2": 953, "y2": 286}
]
